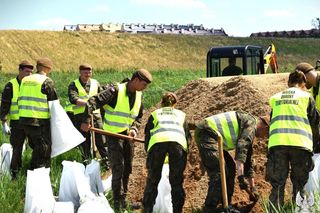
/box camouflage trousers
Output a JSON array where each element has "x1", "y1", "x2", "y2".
[
  {"x1": 143, "y1": 142, "x2": 187, "y2": 213},
  {"x1": 266, "y1": 146, "x2": 314, "y2": 209},
  {"x1": 195, "y1": 127, "x2": 236, "y2": 210},
  {"x1": 107, "y1": 135, "x2": 134, "y2": 209},
  {"x1": 10, "y1": 125, "x2": 28, "y2": 177},
  {"x1": 22, "y1": 124, "x2": 52, "y2": 170}
]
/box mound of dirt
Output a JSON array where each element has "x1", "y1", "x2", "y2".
[{"x1": 128, "y1": 74, "x2": 289, "y2": 212}]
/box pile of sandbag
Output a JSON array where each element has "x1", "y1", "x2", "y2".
[
  {"x1": 24, "y1": 160, "x2": 114, "y2": 213},
  {"x1": 58, "y1": 160, "x2": 114, "y2": 212},
  {"x1": 24, "y1": 167, "x2": 74, "y2": 213}
]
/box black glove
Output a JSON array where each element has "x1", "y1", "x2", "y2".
[{"x1": 237, "y1": 175, "x2": 249, "y2": 190}]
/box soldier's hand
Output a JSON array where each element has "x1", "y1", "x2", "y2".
[
  {"x1": 80, "y1": 122, "x2": 91, "y2": 132},
  {"x1": 249, "y1": 186, "x2": 260, "y2": 202},
  {"x1": 2, "y1": 122, "x2": 11, "y2": 135},
  {"x1": 237, "y1": 175, "x2": 249, "y2": 190}
]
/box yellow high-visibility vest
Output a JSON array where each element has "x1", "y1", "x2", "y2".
[
  {"x1": 64, "y1": 100, "x2": 73, "y2": 113},
  {"x1": 269, "y1": 87, "x2": 313, "y2": 151},
  {"x1": 72, "y1": 78, "x2": 99, "y2": 115},
  {"x1": 103, "y1": 83, "x2": 141, "y2": 133},
  {"x1": 309, "y1": 74, "x2": 320, "y2": 111},
  {"x1": 148, "y1": 107, "x2": 187, "y2": 152},
  {"x1": 9, "y1": 78, "x2": 19, "y2": 120},
  {"x1": 18, "y1": 74, "x2": 50, "y2": 119},
  {"x1": 205, "y1": 111, "x2": 239, "y2": 151}
]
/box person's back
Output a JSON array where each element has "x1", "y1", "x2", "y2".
[
  {"x1": 143, "y1": 92, "x2": 191, "y2": 213},
  {"x1": 18, "y1": 58, "x2": 57, "y2": 170},
  {"x1": 266, "y1": 70, "x2": 320, "y2": 210}
]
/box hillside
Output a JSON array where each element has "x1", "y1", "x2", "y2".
[{"x1": 0, "y1": 30, "x2": 319, "y2": 72}]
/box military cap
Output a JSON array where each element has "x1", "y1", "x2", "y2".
[
  {"x1": 79, "y1": 63, "x2": 92, "y2": 70},
  {"x1": 134, "y1": 68, "x2": 152, "y2": 83},
  {"x1": 19, "y1": 60, "x2": 34, "y2": 68},
  {"x1": 295, "y1": 62, "x2": 314, "y2": 74},
  {"x1": 37, "y1": 57, "x2": 53, "y2": 69}
]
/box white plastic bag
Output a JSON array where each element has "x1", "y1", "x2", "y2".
[
  {"x1": 48, "y1": 100, "x2": 85, "y2": 157},
  {"x1": 102, "y1": 175, "x2": 112, "y2": 193},
  {"x1": 0, "y1": 143, "x2": 12, "y2": 177},
  {"x1": 305, "y1": 153, "x2": 320, "y2": 193},
  {"x1": 53, "y1": 201, "x2": 74, "y2": 213},
  {"x1": 78, "y1": 195, "x2": 114, "y2": 213},
  {"x1": 24, "y1": 167, "x2": 55, "y2": 213},
  {"x1": 59, "y1": 160, "x2": 114, "y2": 212},
  {"x1": 85, "y1": 160, "x2": 104, "y2": 195},
  {"x1": 153, "y1": 164, "x2": 173, "y2": 213},
  {"x1": 58, "y1": 161, "x2": 88, "y2": 209}
]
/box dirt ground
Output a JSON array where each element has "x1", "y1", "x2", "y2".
[{"x1": 127, "y1": 73, "x2": 290, "y2": 212}]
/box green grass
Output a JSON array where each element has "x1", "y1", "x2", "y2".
[{"x1": 0, "y1": 31, "x2": 319, "y2": 73}]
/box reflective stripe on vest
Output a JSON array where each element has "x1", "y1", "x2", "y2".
[
  {"x1": 148, "y1": 107, "x2": 187, "y2": 152},
  {"x1": 269, "y1": 87, "x2": 313, "y2": 151},
  {"x1": 9, "y1": 78, "x2": 19, "y2": 120},
  {"x1": 205, "y1": 111, "x2": 239, "y2": 151},
  {"x1": 18, "y1": 74, "x2": 49, "y2": 119},
  {"x1": 103, "y1": 83, "x2": 141, "y2": 133},
  {"x1": 72, "y1": 78, "x2": 99, "y2": 115}
]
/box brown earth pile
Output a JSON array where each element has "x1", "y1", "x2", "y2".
[{"x1": 128, "y1": 74, "x2": 289, "y2": 212}]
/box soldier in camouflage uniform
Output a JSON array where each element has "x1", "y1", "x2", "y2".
[
  {"x1": 195, "y1": 111, "x2": 269, "y2": 213},
  {"x1": 68, "y1": 63, "x2": 108, "y2": 167},
  {"x1": 18, "y1": 58, "x2": 57, "y2": 170},
  {"x1": 80, "y1": 69, "x2": 152, "y2": 210},
  {"x1": 0, "y1": 60, "x2": 33, "y2": 178},
  {"x1": 266, "y1": 70, "x2": 320, "y2": 210},
  {"x1": 143, "y1": 92, "x2": 192, "y2": 213},
  {"x1": 295, "y1": 62, "x2": 320, "y2": 153}
]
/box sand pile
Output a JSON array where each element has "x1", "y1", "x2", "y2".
[{"x1": 128, "y1": 74, "x2": 289, "y2": 212}]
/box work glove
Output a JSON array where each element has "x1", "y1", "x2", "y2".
[
  {"x1": 2, "y1": 122, "x2": 11, "y2": 135},
  {"x1": 249, "y1": 186, "x2": 260, "y2": 202},
  {"x1": 237, "y1": 175, "x2": 249, "y2": 190}
]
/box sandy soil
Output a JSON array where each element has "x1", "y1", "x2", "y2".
[{"x1": 127, "y1": 73, "x2": 290, "y2": 212}]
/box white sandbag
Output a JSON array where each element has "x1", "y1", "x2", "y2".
[
  {"x1": 85, "y1": 160, "x2": 104, "y2": 195},
  {"x1": 48, "y1": 100, "x2": 85, "y2": 157},
  {"x1": 78, "y1": 195, "x2": 114, "y2": 213},
  {"x1": 305, "y1": 153, "x2": 320, "y2": 193},
  {"x1": 153, "y1": 164, "x2": 173, "y2": 213},
  {"x1": 24, "y1": 167, "x2": 55, "y2": 213},
  {"x1": 0, "y1": 143, "x2": 12, "y2": 177},
  {"x1": 58, "y1": 161, "x2": 90, "y2": 209},
  {"x1": 53, "y1": 201, "x2": 74, "y2": 213},
  {"x1": 102, "y1": 175, "x2": 112, "y2": 193}
]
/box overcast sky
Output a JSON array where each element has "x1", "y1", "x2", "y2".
[{"x1": 0, "y1": 0, "x2": 319, "y2": 37}]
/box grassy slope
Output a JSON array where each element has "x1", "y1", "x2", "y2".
[{"x1": 0, "y1": 30, "x2": 319, "y2": 73}]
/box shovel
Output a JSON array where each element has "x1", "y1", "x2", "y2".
[
  {"x1": 217, "y1": 133, "x2": 229, "y2": 210},
  {"x1": 90, "y1": 115, "x2": 98, "y2": 158},
  {"x1": 90, "y1": 127, "x2": 144, "y2": 143}
]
